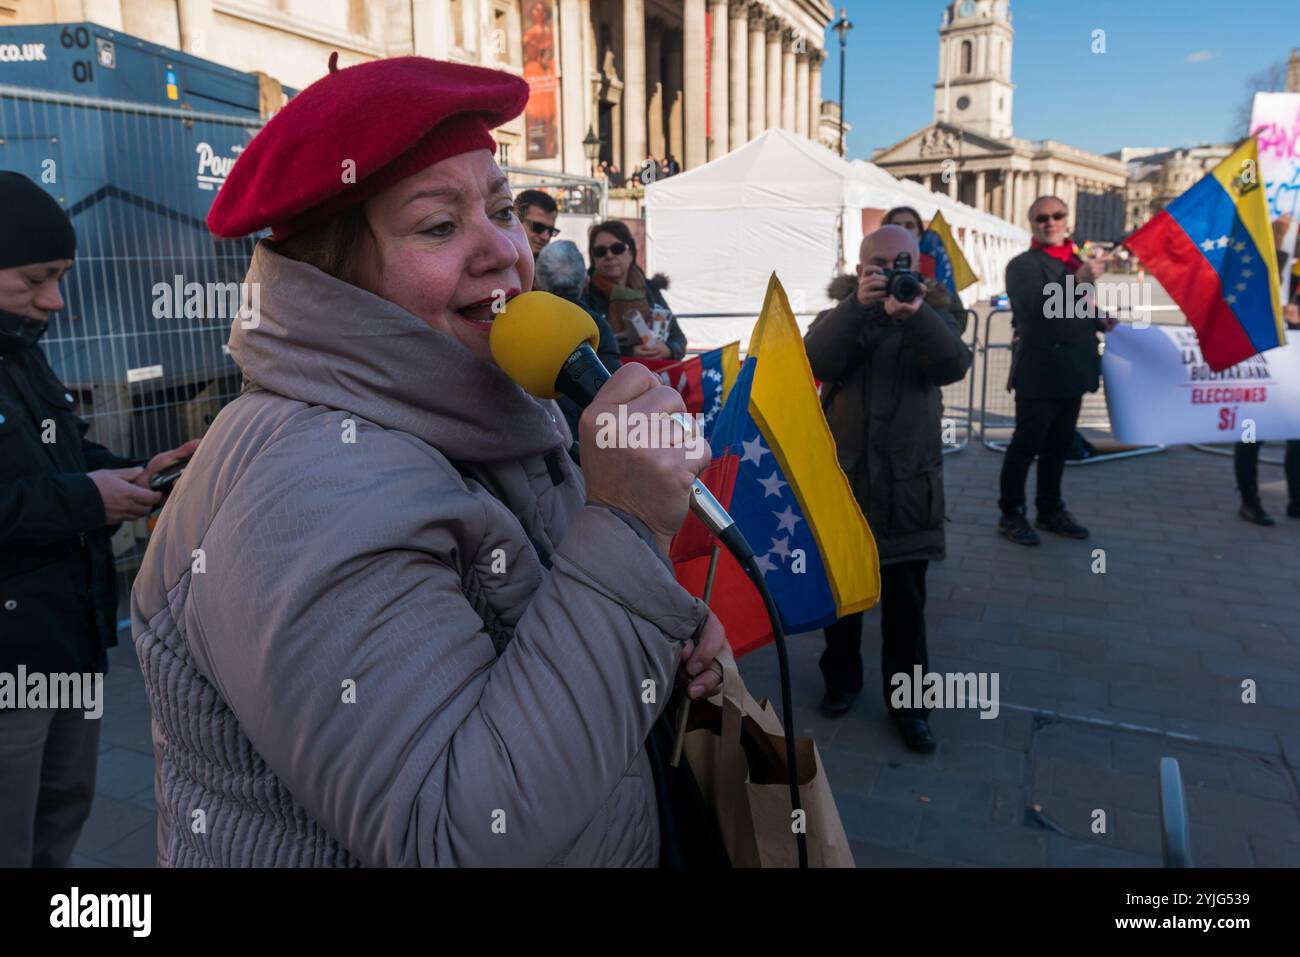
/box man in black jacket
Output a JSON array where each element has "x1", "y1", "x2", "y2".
[
  {"x1": 0, "y1": 172, "x2": 195, "y2": 866},
  {"x1": 998, "y1": 195, "x2": 1117, "y2": 546},
  {"x1": 805, "y1": 225, "x2": 972, "y2": 752}
]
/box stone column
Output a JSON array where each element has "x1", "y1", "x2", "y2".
[
  {"x1": 808, "y1": 50, "x2": 823, "y2": 142},
  {"x1": 622, "y1": 0, "x2": 647, "y2": 172},
  {"x1": 667, "y1": 34, "x2": 684, "y2": 164},
  {"x1": 83, "y1": 0, "x2": 124, "y2": 30},
  {"x1": 177, "y1": 0, "x2": 214, "y2": 55},
  {"x1": 748, "y1": 5, "x2": 766, "y2": 137},
  {"x1": 780, "y1": 30, "x2": 796, "y2": 130},
  {"x1": 1002, "y1": 169, "x2": 1014, "y2": 221},
  {"x1": 412, "y1": 0, "x2": 451, "y2": 58},
  {"x1": 795, "y1": 51, "x2": 810, "y2": 137},
  {"x1": 708, "y1": 0, "x2": 729, "y2": 159},
  {"x1": 765, "y1": 17, "x2": 782, "y2": 132},
  {"x1": 647, "y1": 22, "x2": 665, "y2": 158},
  {"x1": 974, "y1": 169, "x2": 986, "y2": 212},
  {"x1": 684, "y1": 0, "x2": 707, "y2": 168},
  {"x1": 728, "y1": 0, "x2": 749, "y2": 147},
  {"x1": 560, "y1": 0, "x2": 589, "y2": 174},
  {"x1": 948, "y1": 168, "x2": 959, "y2": 200}
]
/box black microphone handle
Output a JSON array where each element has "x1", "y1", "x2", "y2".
[
  {"x1": 554, "y1": 342, "x2": 611, "y2": 406},
  {"x1": 553, "y1": 344, "x2": 745, "y2": 547}
]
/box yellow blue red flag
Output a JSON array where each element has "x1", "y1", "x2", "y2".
[
  {"x1": 671, "y1": 275, "x2": 880, "y2": 655},
  {"x1": 1125, "y1": 137, "x2": 1285, "y2": 371},
  {"x1": 920, "y1": 210, "x2": 978, "y2": 296}
]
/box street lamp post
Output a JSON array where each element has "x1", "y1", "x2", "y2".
[
  {"x1": 582, "y1": 126, "x2": 601, "y2": 178},
  {"x1": 833, "y1": 7, "x2": 852, "y2": 159}
]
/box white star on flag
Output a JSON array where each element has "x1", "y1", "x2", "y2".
[
  {"x1": 741, "y1": 436, "x2": 769, "y2": 465},
  {"x1": 1242, "y1": 254, "x2": 1253, "y2": 265},
  {"x1": 1241, "y1": 269, "x2": 1253, "y2": 278},
  {"x1": 769, "y1": 536, "x2": 791, "y2": 560},
  {"x1": 1226, "y1": 293, "x2": 1238, "y2": 304},
  {"x1": 1200, "y1": 238, "x2": 1216, "y2": 252},
  {"x1": 758, "y1": 470, "x2": 788, "y2": 498},
  {"x1": 1234, "y1": 241, "x2": 1247, "y2": 252},
  {"x1": 1216, "y1": 235, "x2": 1230, "y2": 249},
  {"x1": 754, "y1": 553, "x2": 777, "y2": 574},
  {"x1": 773, "y1": 504, "x2": 802, "y2": 534},
  {"x1": 1236, "y1": 282, "x2": 1247, "y2": 292}
]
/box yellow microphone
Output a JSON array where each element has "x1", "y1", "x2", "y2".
[{"x1": 490, "y1": 291, "x2": 746, "y2": 551}]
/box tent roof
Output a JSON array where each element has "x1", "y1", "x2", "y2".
[{"x1": 646, "y1": 128, "x2": 900, "y2": 211}]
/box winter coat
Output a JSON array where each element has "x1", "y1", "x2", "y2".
[
  {"x1": 130, "y1": 242, "x2": 710, "y2": 867},
  {"x1": 1, "y1": 338, "x2": 139, "y2": 675},
  {"x1": 1005, "y1": 248, "x2": 1105, "y2": 399},
  {"x1": 804, "y1": 292, "x2": 972, "y2": 565},
  {"x1": 583, "y1": 268, "x2": 687, "y2": 360}
]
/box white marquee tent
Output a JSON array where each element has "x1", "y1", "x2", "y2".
[{"x1": 644, "y1": 128, "x2": 1030, "y2": 349}]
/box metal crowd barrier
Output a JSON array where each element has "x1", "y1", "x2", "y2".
[
  {"x1": 1159, "y1": 757, "x2": 1193, "y2": 867},
  {"x1": 677, "y1": 305, "x2": 980, "y2": 457},
  {"x1": 977, "y1": 308, "x2": 1164, "y2": 463},
  {"x1": 1, "y1": 85, "x2": 263, "y2": 608}
]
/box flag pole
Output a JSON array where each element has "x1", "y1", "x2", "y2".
[{"x1": 670, "y1": 544, "x2": 721, "y2": 767}]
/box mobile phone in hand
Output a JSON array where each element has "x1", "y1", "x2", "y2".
[{"x1": 148, "y1": 457, "x2": 191, "y2": 493}]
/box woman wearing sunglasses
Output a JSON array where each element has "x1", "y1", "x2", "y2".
[{"x1": 583, "y1": 220, "x2": 688, "y2": 361}]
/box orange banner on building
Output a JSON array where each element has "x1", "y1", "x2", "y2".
[{"x1": 523, "y1": 0, "x2": 558, "y2": 160}]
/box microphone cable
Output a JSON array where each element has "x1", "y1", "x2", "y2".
[{"x1": 714, "y1": 525, "x2": 808, "y2": 870}]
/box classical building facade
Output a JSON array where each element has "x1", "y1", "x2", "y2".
[
  {"x1": 6, "y1": 0, "x2": 834, "y2": 178},
  {"x1": 1111, "y1": 145, "x2": 1234, "y2": 236},
  {"x1": 871, "y1": 0, "x2": 1127, "y2": 241}
]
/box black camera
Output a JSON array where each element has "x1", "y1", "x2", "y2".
[{"x1": 883, "y1": 253, "x2": 924, "y2": 303}]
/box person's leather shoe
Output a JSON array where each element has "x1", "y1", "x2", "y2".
[
  {"x1": 1240, "y1": 500, "x2": 1275, "y2": 526},
  {"x1": 1035, "y1": 509, "x2": 1090, "y2": 539},
  {"x1": 819, "y1": 689, "x2": 859, "y2": 718},
  {"x1": 998, "y1": 510, "x2": 1040, "y2": 546},
  {"x1": 894, "y1": 717, "x2": 937, "y2": 753}
]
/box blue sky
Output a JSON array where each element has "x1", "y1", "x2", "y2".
[{"x1": 818, "y1": 0, "x2": 1294, "y2": 159}]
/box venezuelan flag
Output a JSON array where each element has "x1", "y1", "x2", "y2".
[
  {"x1": 920, "y1": 210, "x2": 978, "y2": 297},
  {"x1": 649, "y1": 342, "x2": 740, "y2": 441},
  {"x1": 1125, "y1": 137, "x2": 1285, "y2": 371},
  {"x1": 671, "y1": 276, "x2": 880, "y2": 655}
]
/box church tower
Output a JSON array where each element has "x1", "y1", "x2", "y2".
[{"x1": 934, "y1": 0, "x2": 1015, "y2": 140}]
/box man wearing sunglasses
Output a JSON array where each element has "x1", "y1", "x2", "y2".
[
  {"x1": 514, "y1": 189, "x2": 560, "y2": 259},
  {"x1": 998, "y1": 195, "x2": 1116, "y2": 547}
]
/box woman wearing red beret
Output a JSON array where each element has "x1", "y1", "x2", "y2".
[{"x1": 130, "y1": 56, "x2": 725, "y2": 867}]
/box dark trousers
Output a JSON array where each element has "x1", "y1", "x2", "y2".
[
  {"x1": 0, "y1": 707, "x2": 100, "y2": 867},
  {"x1": 1234, "y1": 440, "x2": 1300, "y2": 505},
  {"x1": 820, "y1": 560, "x2": 930, "y2": 718},
  {"x1": 998, "y1": 394, "x2": 1084, "y2": 514}
]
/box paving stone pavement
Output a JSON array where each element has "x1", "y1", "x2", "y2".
[{"x1": 75, "y1": 439, "x2": 1300, "y2": 867}]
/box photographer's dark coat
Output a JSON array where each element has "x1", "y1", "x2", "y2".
[{"x1": 805, "y1": 291, "x2": 971, "y2": 565}]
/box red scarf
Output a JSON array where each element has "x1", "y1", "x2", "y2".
[{"x1": 1032, "y1": 237, "x2": 1083, "y2": 273}]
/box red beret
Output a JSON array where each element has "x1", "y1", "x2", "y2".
[{"x1": 207, "y1": 56, "x2": 529, "y2": 240}]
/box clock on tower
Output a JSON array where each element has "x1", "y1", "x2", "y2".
[{"x1": 934, "y1": 0, "x2": 1015, "y2": 139}]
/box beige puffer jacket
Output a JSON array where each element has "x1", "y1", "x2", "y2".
[{"x1": 131, "y1": 242, "x2": 710, "y2": 867}]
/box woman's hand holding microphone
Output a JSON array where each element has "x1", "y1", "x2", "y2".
[{"x1": 579, "y1": 362, "x2": 725, "y2": 700}]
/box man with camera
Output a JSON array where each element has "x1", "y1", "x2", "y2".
[
  {"x1": 805, "y1": 225, "x2": 972, "y2": 752},
  {"x1": 998, "y1": 195, "x2": 1117, "y2": 546}
]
